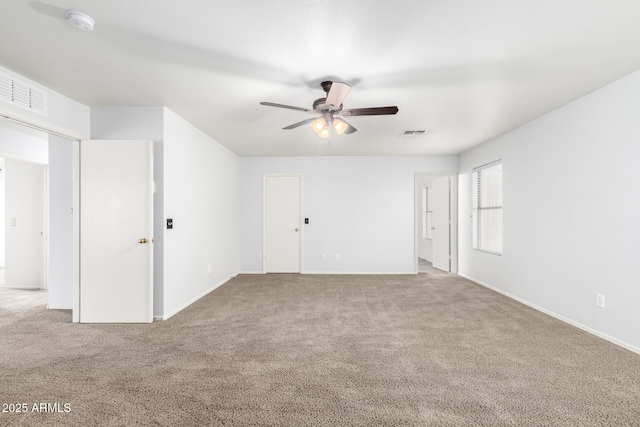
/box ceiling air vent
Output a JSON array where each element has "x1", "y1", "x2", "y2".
[
  {"x1": 0, "y1": 72, "x2": 48, "y2": 116},
  {"x1": 400, "y1": 129, "x2": 429, "y2": 137}
]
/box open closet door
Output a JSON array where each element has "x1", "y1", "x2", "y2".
[{"x1": 432, "y1": 176, "x2": 451, "y2": 272}]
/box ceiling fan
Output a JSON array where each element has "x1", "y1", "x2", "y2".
[{"x1": 260, "y1": 81, "x2": 398, "y2": 139}]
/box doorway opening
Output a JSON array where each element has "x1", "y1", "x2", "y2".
[
  {"x1": 0, "y1": 121, "x2": 49, "y2": 313},
  {"x1": 414, "y1": 172, "x2": 458, "y2": 274},
  {"x1": 0, "y1": 114, "x2": 80, "y2": 322}
]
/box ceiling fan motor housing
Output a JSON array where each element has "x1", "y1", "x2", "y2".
[
  {"x1": 320, "y1": 81, "x2": 333, "y2": 94},
  {"x1": 313, "y1": 97, "x2": 343, "y2": 113}
]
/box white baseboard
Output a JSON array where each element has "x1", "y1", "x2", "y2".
[
  {"x1": 159, "y1": 274, "x2": 237, "y2": 321},
  {"x1": 458, "y1": 273, "x2": 640, "y2": 356},
  {"x1": 238, "y1": 271, "x2": 415, "y2": 275},
  {"x1": 303, "y1": 271, "x2": 415, "y2": 275},
  {"x1": 47, "y1": 305, "x2": 72, "y2": 310}
]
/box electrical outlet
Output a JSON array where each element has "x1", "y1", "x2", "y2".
[
  {"x1": 257, "y1": 253, "x2": 262, "y2": 260},
  {"x1": 357, "y1": 253, "x2": 363, "y2": 261},
  {"x1": 336, "y1": 253, "x2": 340, "y2": 260},
  {"x1": 207, "y1": 264, "x2": 212, "y2": 274},
  {"x1": 321, "y1": 253, "x2": 326, "y2": 260},
  {"x1": 595, "y1": 294, "x2": 605, "y2": 309}
]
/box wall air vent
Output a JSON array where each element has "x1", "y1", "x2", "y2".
[
  {"x1": 0, "y1": 72, "x2": 48, "y2": 116},
  {"x1": 400, "y1": 130, "x2": 429, "y2": 137}
]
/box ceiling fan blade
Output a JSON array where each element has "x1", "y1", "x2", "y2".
[
  {"x1": 325, "y1": 82, "x2": 351, "y2": 109},
  {"x1": 260, "y1": 102, "x2": 315, "y2": 114},
  {"x1": 341, "y1": 106, "x2": 399, "y2": 116},
  {"x1": 283, "y1": 117, "x2": 317, "y2": 129}
]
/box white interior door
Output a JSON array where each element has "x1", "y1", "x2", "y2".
[
  {"x1": 432, "y1": 176, "x2": 450, "y2": 271},
  {"x1": 265, "y1": 175, "x2": 301, "y2": 273},
  {"x1": 4, "y1": 159, "x2": 46, "y2": 288},
  {"x1": 80, "y1": 140, "x2": 153, "y2": 323}
]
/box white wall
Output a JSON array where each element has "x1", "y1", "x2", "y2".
[
  {"x1": 48, "y1": 136, "x2": 73, "y2": 308},
  {"x1": 163, "y1": 108, "x2": 239, "y2": 319},
  {"x1": 90, "y1": 107, "x2": 165, "y2": 317},
  {"x1": 4, "y1": 158, "x2": 46, "y2": 289},
  {"x1": 458, "y1": 69, "x2": 640, "y2": 352},
  {"x1": 239, "y1": 156, "x2": 457, "y2": 273}
]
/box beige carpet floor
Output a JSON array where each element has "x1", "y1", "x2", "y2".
[
  {"x1": 1, "y1": 273, "x2": 639, "y2": 426},
  {"x1": 0, "y1": 287, "x2": 48, "y2": 327}
]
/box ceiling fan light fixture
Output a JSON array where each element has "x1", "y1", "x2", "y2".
[
  {"x1": 333, "y1": 118, "x2": 348, "y2": 135},
  {"x1": 318, "y1": 127, "x2": 330, "y2": 139},
  {"x1": 311, "y1": 117, "x2": 326, "y2": 132},
  {"x1": 311, "y1": 118, "x2": 331, "y2": 138}
]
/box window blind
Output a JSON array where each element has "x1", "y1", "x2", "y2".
[{"x1": 472, "y1": 160, "x2": 502, "y2": 254}]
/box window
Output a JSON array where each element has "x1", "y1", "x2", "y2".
[
  {"x1": 422, "y1": 186, "x2": 433, "y2": 240},
  {"x1": 472, "y1": 161, "x2": 502, "y2": 254}
]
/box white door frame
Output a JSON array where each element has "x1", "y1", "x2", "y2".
[
  {"x1": 0, "y1": 113, "x2": 84, "y2": 321},
  {"x1": 414, "y1": 172, "x2": 458, "y2": 274},
  {"x1": 72, "y1": 140, "x2": 80, "y2": 322},
  {"x1": 263, "y1": 173, "x2": 304, "y2": 274}
]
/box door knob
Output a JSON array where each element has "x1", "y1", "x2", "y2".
[
  {"x1": 139, "y1": 238, "x2": 147, "y2": 244},
  {"x1": 295, "y1": 228, "x2": 299, "y2": 232}
]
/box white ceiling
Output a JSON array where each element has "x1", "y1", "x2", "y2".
[{"x1": 1, "y1": 0, "x2": 640, "y2": 156}]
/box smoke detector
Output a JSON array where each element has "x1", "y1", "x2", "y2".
[{"x1": 66, "y1": 11, "x2": 95, "y2": 31}]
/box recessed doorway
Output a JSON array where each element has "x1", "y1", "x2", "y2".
[
  {"x1": 414, "y1": 172, "x2": 458, "y2": 274},
  {"x1": 0, "y1": 123, "x2": 49, "y2": 292}
]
